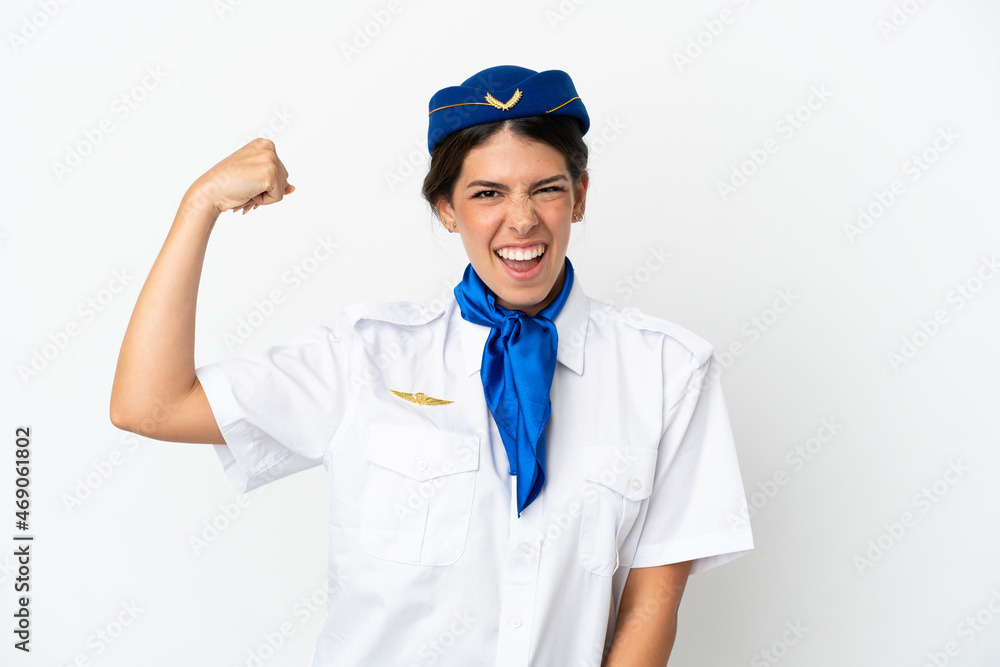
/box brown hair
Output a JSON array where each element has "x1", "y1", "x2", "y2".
[{"x1": 421, "y1": 115, "x2": 588, "y2": 217}]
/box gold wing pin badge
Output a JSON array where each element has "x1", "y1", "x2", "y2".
[
  {"x1": 484, "y1": 89, "x2": 522, "y2": 111},
  {"x1": 387, "y1": 389, "x2": 454, "y2": 406}
]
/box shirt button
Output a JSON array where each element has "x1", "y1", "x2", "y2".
[
  {"x1": 519, "y1": 541, "x2": 532, "y2": 554},
  {"x1": 511, "y1": 616, "x2": 523, "y2": 628},
  {"x1": 630, "y1": 479, "x2": 642, "y2": 491},
  {"x1": 416, "y1": 460, "x2": 428, "y2": 471}
]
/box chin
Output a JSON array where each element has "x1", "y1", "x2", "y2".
[
  {"x1": 493, "y1": 281, "x2": 558, "y2": 313},
  {"x1": 489, "y1": 259, "x2": 564, "y2": 310}
]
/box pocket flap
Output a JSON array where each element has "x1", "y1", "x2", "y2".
[
  {"x1": 582, "y1": 447, "x2": 657, "y2": 501},
  {"x1": 365, "y1": 425, "x2": 480, "y2": 481}
]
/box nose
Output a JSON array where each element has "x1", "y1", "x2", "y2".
[{"x1": 506, "y1": 195, "x2": 537, "y2": 235}]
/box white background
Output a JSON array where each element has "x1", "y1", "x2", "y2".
[{"x1": 3, "y1": 1, "x2": 999, "y2": 665}]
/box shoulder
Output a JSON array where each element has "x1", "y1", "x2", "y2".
[
  {"x1": 578, "y1": 295, "x2": 720, "y2": 434},
  {"x1": 272, "y1": 299, "x2": 448, "y2": 353},
  {"x1": 342, "y1": 297, "x2": 448, "y2": 331},
  {"x1": 584, "y1": 296, "x2": 715, "y2": 369}
]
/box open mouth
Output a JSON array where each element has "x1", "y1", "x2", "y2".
[{"x1": 495, "y1": 243, "x2": 546, "y2": 273}]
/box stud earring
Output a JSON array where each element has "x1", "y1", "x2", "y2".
[{"x1": 452, "y1": 222, "x2": 457, "y2": 229}]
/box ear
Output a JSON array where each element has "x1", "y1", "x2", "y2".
[
  {"x1": 435, "y1": 196, "x2": 458, "y2": 232},
  {"x1": 572, "y1": 171, "x2": 589, "y2": 220}
]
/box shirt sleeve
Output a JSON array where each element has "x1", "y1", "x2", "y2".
[
  {"x1": 630, "y1": 354, "x2": 754, "y2": 574},
  {"x1": 194, "y1": 316, "x2": 354, "y2": 494}
]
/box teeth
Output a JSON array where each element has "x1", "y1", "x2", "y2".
[{"x1": 496, "y1": 245, "x2": 546, "y2": 260}]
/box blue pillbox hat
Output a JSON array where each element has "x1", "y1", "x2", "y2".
[{"x1": 427, "y1": 65, "x2": 590, "y2": 153}]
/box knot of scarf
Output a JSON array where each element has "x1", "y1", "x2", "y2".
[{"x1": 453, "y1": 258, "x2": 574, "y2": 517}]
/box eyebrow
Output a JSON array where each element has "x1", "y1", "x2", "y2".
[{"x1": 465, "y1": 175, "x2": 569, "y2": 191}]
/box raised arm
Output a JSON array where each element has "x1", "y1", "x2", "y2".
[{"x1": 109, "y1": 138, "x2": 294, "y2": 444}]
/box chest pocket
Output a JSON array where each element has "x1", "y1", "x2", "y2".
[
  {"x1": 579, "y1": 446, "x2": 657, "y2": 577},
  {"x1": 360, "y1": 425, "x2": 481, "y2": 566}
]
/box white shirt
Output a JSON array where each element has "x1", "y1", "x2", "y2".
[{"x1": 194, "y1": 274, "x2": 754, "y2": 667}]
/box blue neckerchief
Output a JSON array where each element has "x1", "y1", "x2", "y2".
[{"x1": 454, "y1": 258, "x2": 575, "y2": 517}]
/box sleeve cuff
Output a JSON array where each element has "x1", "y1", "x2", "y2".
[
  {"x1": 195, "y1": 363, "x2": 294, "y2": 494},
  {"x1": 631, "y1": 527, "x2": 754, "y2": 574}
]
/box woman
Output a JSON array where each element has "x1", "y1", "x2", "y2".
[{"x1": 110, "y1": 65, "x2": 753, "y2": 666}]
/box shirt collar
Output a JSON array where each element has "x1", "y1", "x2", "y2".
[{"x1": 457, "y1": 274, "x2": 589, "y2": 377}]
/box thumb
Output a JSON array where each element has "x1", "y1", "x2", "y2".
[{"x1": 285, "y1": 184, "x2": 296, "y2": 195}]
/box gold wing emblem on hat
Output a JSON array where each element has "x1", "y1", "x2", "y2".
[
  {"x1": 387, "y1": 388, "x2": 455, "y2": 406},
  {"x1": 485, "y1": 89, "x2": 522, "y2": 111}
]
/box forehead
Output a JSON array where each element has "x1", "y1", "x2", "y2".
[{"x1": 458, "y1": 130, "x2": 569, "y2": 182}]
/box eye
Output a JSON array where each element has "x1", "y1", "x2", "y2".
[
  {"x1": 536, "y1": 186, "x2": 566, "y2": 195},
  {"x1": 472, "y1": 190, "x2": 499, "y2": 199}
]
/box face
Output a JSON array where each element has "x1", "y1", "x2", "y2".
[{"x1": 436, "y1": 129, "x2": 588, "y2": 316}]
